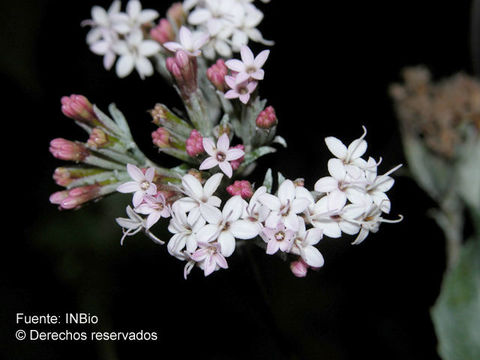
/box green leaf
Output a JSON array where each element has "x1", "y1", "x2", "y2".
[
  {"x1": 277, "y1": 172, "x2": 286, "y2": 185},
  {"x1": 403, "y1": 135, "x2": 452, "y2": 201},
  {"x1": 242, "y1": 146, "x2": 276, "y2": 167},
  {"x1": 431, "y1": 236, "x2": 480, "y2": 360},
  {"x1": 456, "y1": 134, "x2": 480, "y2": 212},
  {"x1": 263, "y1": 168, "x2": 273, "y2": 193}
]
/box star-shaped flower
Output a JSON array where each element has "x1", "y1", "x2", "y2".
[
  {"x1": 225, "y1": 45, "x2": 269, "y2": 83},
  {"x1": 163, "y1": 26, "x2": 209, "y2": 57},
  {"x1": 117, "y1": 164, "x2": 157, "y2": 207},
  {"x1": 199, "y1": 133, "x2": 245, "y2": 178}
]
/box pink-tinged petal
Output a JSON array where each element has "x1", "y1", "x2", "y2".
[
  {"x1": 303, "y1": 247, "x2": 324, "y2": 268},
  {"x1": 203, "y1": 173, "x2": 224, "y2": 197},
  {"x1": 279, "y1": 239, "x2": 293, "y2": 252},
  {"x1": 240, "y1": 45, "x2": 255, "y2": 65},
  {"x1": 103, "y1": 51, "x2": 116, "y2": 70},
  {"x1": 262, "y1": 227, "x2": 276, "y2": 240},
  {"x1": 224, "y1": 75, "x2": 237, "y2": 89},
  {"x1": 230, "y1": 220, "x2": 259, "y2": 239},
  {"x1": 259, "y1": 193, "x2": 281, "y2": 211},
  {"x1": 246, "y1": 81, "x2": 258, "y2": 92},
  {"x1": 216, "y1": 133, "x2": 230, "y2": 152},
  {"x1": 132, "y1": 191, "x2": 145, "y2": 207},
  {"x1": 225, "y1": 59, "x2": 245, "y2": 72},
  {"x1": 196, "y1": 224, "x2": 220, "y2": 243},
  {"x1": 163, "y1": 42, "x2": 183, "y2": 52},
  {"x1": 218, "y1": 231, "x2": 236, "y2": 257},
  {"x1": 219, "y1": 161, "x2": 233, "y2": 178},
  {"x1": 314, "y1": 177, "x2": 338, "y2": 193},
  {"x1": 266, "y1": 240, "x2": 280, "y2": 255},
  {"x1": 327, "y1": 190, "x2": 347, "y2": 212},
  {"x1": 179, "y1": 26, "x2": 193, "y2": 49},
  {"x1": 203, "y1": 256, "x2": 217, "y2": 276},
  {"x1": 278, "y1": 180, "x2": 295, "y2": 204},
  {"x1": 126, "y1": 164, "x2": 144, "y2": 181},
  {"x1": 325, "y1": 136, "x2": 348, "y2": 159},
  {"x1": 226, "y1": 148, "x2": 244, "y2": 161},
  {"x1": 265, "y1": 212, "x2": 282, "y2": 229},
  {"x1": 328, "y1": 158, "x2": 347, "y2": 180},
  {"x1": 202, "y1": 137, "x2": 216, "y2": 156},
  {"x1": 182, "y1": 174, "x2": 203, "y2": 198},
  {"x1": 213, "y1": 253, "x2": 228, "y2": 269},
  {"x1": 193, "y1": 33, "x2": 209, "y2": 50},
  {"x1": 199, "y1": 157, "x2": 219, "y2": 170},
  {"x1": 117, "y1": 181, "x2": 140, "y2": 193},
  {"x1": 225, "y1": 90, "x2": 239, "y2": 99},
  {"x1": 239, "y1": 93, "x2": 250, "y2": 104},
  {"x1": 144, "y1": 167, "x2": 155, "y2": 182},
  {"x1": 90, "y1": 40, "x2": 110, "y2": 55},
  {"x1": 191, "y1": 248, "x2": 208, "y2": 262},
  {"x1": 254, "y1": 49, "x2": 270, "y2": 68},
  {"x1": 234, "y1": 72, "x2": 250, "y2": 84},
  {"x1": 250, "y1": 69, "x2": 264, "y2": 81}
]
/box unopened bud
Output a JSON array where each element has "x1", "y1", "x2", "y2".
[
  {"x1": 290, "y1": 259, "x2": 308, "y2": 278},
  {"x1": 59, "y1": 184, "x2": 102, "y2": 210},
  {"x1": 150, "y1": 104, "x2": 168, "y2": 126},
  {"x1": 256, "y1": 106, "x2": 277, "y2": 129},
  {"x1": 152, "y1": 127, "x2": 171, "y2": 148},
  {"x1": 294, "y1": 178, "x2": 305, "y2": 187},
  {"x1": 207, "y1": 59, "x2": 228, "y2": 91},
  {"x1": 186, "y1": 129, "x2": 204, "y2": 156},
  {"x1": 230, "y1": 144, "x2": 245, "y2": 170},
  {"x1": 167, "y1": 2, "x2": 186, "y2": 28},
  {"x1": 49, "y1": 138, "x2": 89, "y2": 162},
  {"x1": 166, "y1": 50, "x2": 198, "y2": 98},
  {"x1": 226, "y1": 180, "x2": 253, "y2": 199},
  {"x1": 150, "y1": 19, "x2": 175, "y2": 44},
  {"x1": 87, "y1": 128, "x2": 109, "y2": 148},
  {"x1": 49, "y1": 190, "x2": 69, "y2": 205},
  {"x1": 61, "y1": 94, "x2": 97, "y2": 126}
]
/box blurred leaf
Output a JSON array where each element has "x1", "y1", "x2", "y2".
[
  {"x1": 263, "y1": 168, "x2": 273, "y2": 193},
  {"x1": 456, "y1": 133, "x2": 480, "y2": 212},
  {"x1": 431, "y1": 236, "x2": 480, "y2": 360},
  {"x1": 242, "y1": 146, "x2": 276, "y2": 167},
  {"x1": 403, "y1": 135, "x2": 452, "y2": 201}
]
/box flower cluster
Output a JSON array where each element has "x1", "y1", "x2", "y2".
[{"x1": 49, "y1": 0, "x2": 402, "y2": 279}]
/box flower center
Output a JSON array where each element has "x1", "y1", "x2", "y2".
[
  {"x1": 246, "y1": 66, "x2": 256, "y2": 74},
  {"x1": 140, "y1": 181, "x2": 150, "y2": 191},
  {"x1": 275, "y1": 231, "x2": 285, "y2": 241},
  {"x1": 216, "y1": 151, "x2": 226, "y2": 162}
]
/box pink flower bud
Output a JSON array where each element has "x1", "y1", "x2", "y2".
[
  {"x1": 49, "y1": 138, "x2": 89, "y2": 162},
  {"x1": 150, "y1": 19, "x2": 175, "y2": 44},
  {"x1": 186, "y1": 129, "x2": 204, "y2": 156},
  {"x1": 290, "y1": 259, "x2": 309, "y2": 278},
  {"x1": 166, "y1": 2, "x2": 185, "y2": 28},
  {"x1": 226, "y1": 180, "x2": 253, "y2": 199},
  {"x1": 53, "y1": 168, "x2": 73, "y2": 186},
  {"x1": 49, "y1": 190, "x2": 69, "y2": 205},
  {"x1": 207, "y1": 59, "x2": 228, "y2": 91},
  {"x1": 152, "y1": 127, "x2": 171, "y2": 148},
  {"x1": 60, "y1": 184, "x2": 102, "y2": 210},
  {"x1": 61, "y1": 94, "x2": 97, "y2": 126},
  {"x1": 230, "y1": 144, "x2": 245, "y2": 170},
  {"x1": 166, "y1": 51, "x2": 198, "y2": 98},
  {"x1": 256, "y1": 106, "x2": 277, "y2": 129},
  {"x1": 87, "y1": 128, "x2": 109, "y2": 148}
]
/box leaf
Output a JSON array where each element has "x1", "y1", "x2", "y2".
[
  {"x1": 263, "y1": 168, "x2": 273, "y2": 193},
  {"x1": 277, "y1": 172, "x2": 286, "y2": 185},
  {"x1": 242, "y1": 146, "x2": 276, "y2": 167},
  {"x1": 431, "y1": 236, "x2": 480, "y2": 360},
  {"x1": 273, "y1": 135, "x2": 287, "y2": 148},
  {"x1": 403, "y1": 135, "x2": 452, "y2": 201},
  {"x1": 456, "y1": 134, "x2": 480, "y2": 212}
]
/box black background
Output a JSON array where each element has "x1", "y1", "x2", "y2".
[{"x1": 1, "y1": 0, "x2": 473, "y2": 359}]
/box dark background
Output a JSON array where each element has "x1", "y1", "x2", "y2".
[{"x1": 1, "y1": 0, "x2": 473, "y2": 359}]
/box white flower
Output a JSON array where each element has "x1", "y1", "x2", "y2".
[
  {"x1": 262, "y1": 222, "x2": 296, "y2": 255},
  {"x1": 325, "y1": 126, "x2": 369, "y2": 171},
  {"x1": 175, "y1": 173, "x2": 223, "y2": 223},
  {"x1": 290, "y1": 218, "x2": 324, "y2": 268},
  {"x1": 82, "y1": 1, "x2": 122, "y2": 70},
  {"x1": 168, "y1": 202, "x2": 206, "y2": 258},
  {"x1": 199, "y1": 133, "x2": 245, "y2": 178},
  {"x1": 241, "y1": 185, "x2": 270, "y2": 235},
  {"x1": 191, "y1": 241, "x2": 228, "y2": 276},
  {"x1": 116, "y1": 206, "x2": 164, "y2": 245},
  {"x1": 113, "y1": 29, "x2": 161, "y2": 79},
  {"x1": 259, "y1": 179, "x2": 313, "y2": 231},
  {"x1": 230, "y1": 3, "x2": 273, "y2": 51},
  {"x1": 196, "y1": 195, "x2": 258, "y2": 257},
  {"x1": 135, "y1": 193, "x2": 170, "y2": 229},
  {"x1": 163, "y1": 26, "x2": 209, "y2": 56},
  {"x1": 117, "y1": 164, "x2": 157, "y2": 207},
  {"x1": 111, "y1": 0, "x2": 159, "y2": 34},
  {"x1": 225, "y1": 45, "x2": 270, "y2": 83}
]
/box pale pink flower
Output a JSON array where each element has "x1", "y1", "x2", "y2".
[
  {"x1": 224, "y1": 75, "x2": 257, "y2": 104},
  {"x1": 262, "y1": 222, "x2": 296, "y2": 255},
  {"x1": 191, "y1": 241, "x2": 228, "y2": 277},
  {"x1": 117, "y1": 164, "x2": 157, "y2": 207},
  {"x1": 229, "y1": 144, "x2": 245, "y2": 170},
  {"x1": 199, "y1": 133, "x2": 244, "y2": 178},
  {"x1": 135, "y1": 193, "x2": 170, "y2": 229},
  {"x1": 225, "y1": 45, "x2": 269, "y2": 83},
  {"x1": 290, "y1": 218, "x2": 324, "y2": 268}
]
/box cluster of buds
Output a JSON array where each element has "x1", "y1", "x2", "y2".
[{"x1": 49, "y1": 0, "x2": 402, "y2": 279}]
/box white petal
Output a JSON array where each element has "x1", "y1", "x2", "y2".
[
  {"x1": 314, "y1": 177, "x2": 338, "y2": 193},
  {"x1": 219, "y1": 161, "x2": 233, "y2": 178},
  {"x1": 328, "y1": 158, "x2": 347, "y2": 180},
  {"x1": 203, "y1": 173, "x2": 223, "y2": 197},
  {"x1": 117, "y1": 181, "x2": 139, "y2": 193},
  {"x1": 325, "y1": 137, "x2": 347, "y2": 159},
  {"x1": 218, "y1": 231, "x2": 236, "y2": 257},
  {"x1": 200, "y1": 204, "x2": 223, "y2": 225},
  {"x1": 182, "y1": 174, "x2": 203, "y2": 198},
  {"x1": 259, "y1": 193, "x2": 281, "y2": 211},
  {"x1": 139, "y1": 40, "x2": 161, "y2": 56},
  {"x1": 277, "y1": 180, "x2": 295, "y2": 204},
  {"x1": 116, "y1": 54, "x2": 135, "y2": 78},
  {"x1": 197, "y1": 224, "x2": 220, "y2": 243},
  {"x1": 230, "y1": 220, "x2": 259, "y2": 239},
  {"x1": 199, "y1": 157, "x2": 218, "y2": 170},
  {"x1": 303, "y1": 246, "x2": 324, "y2": 268}
]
